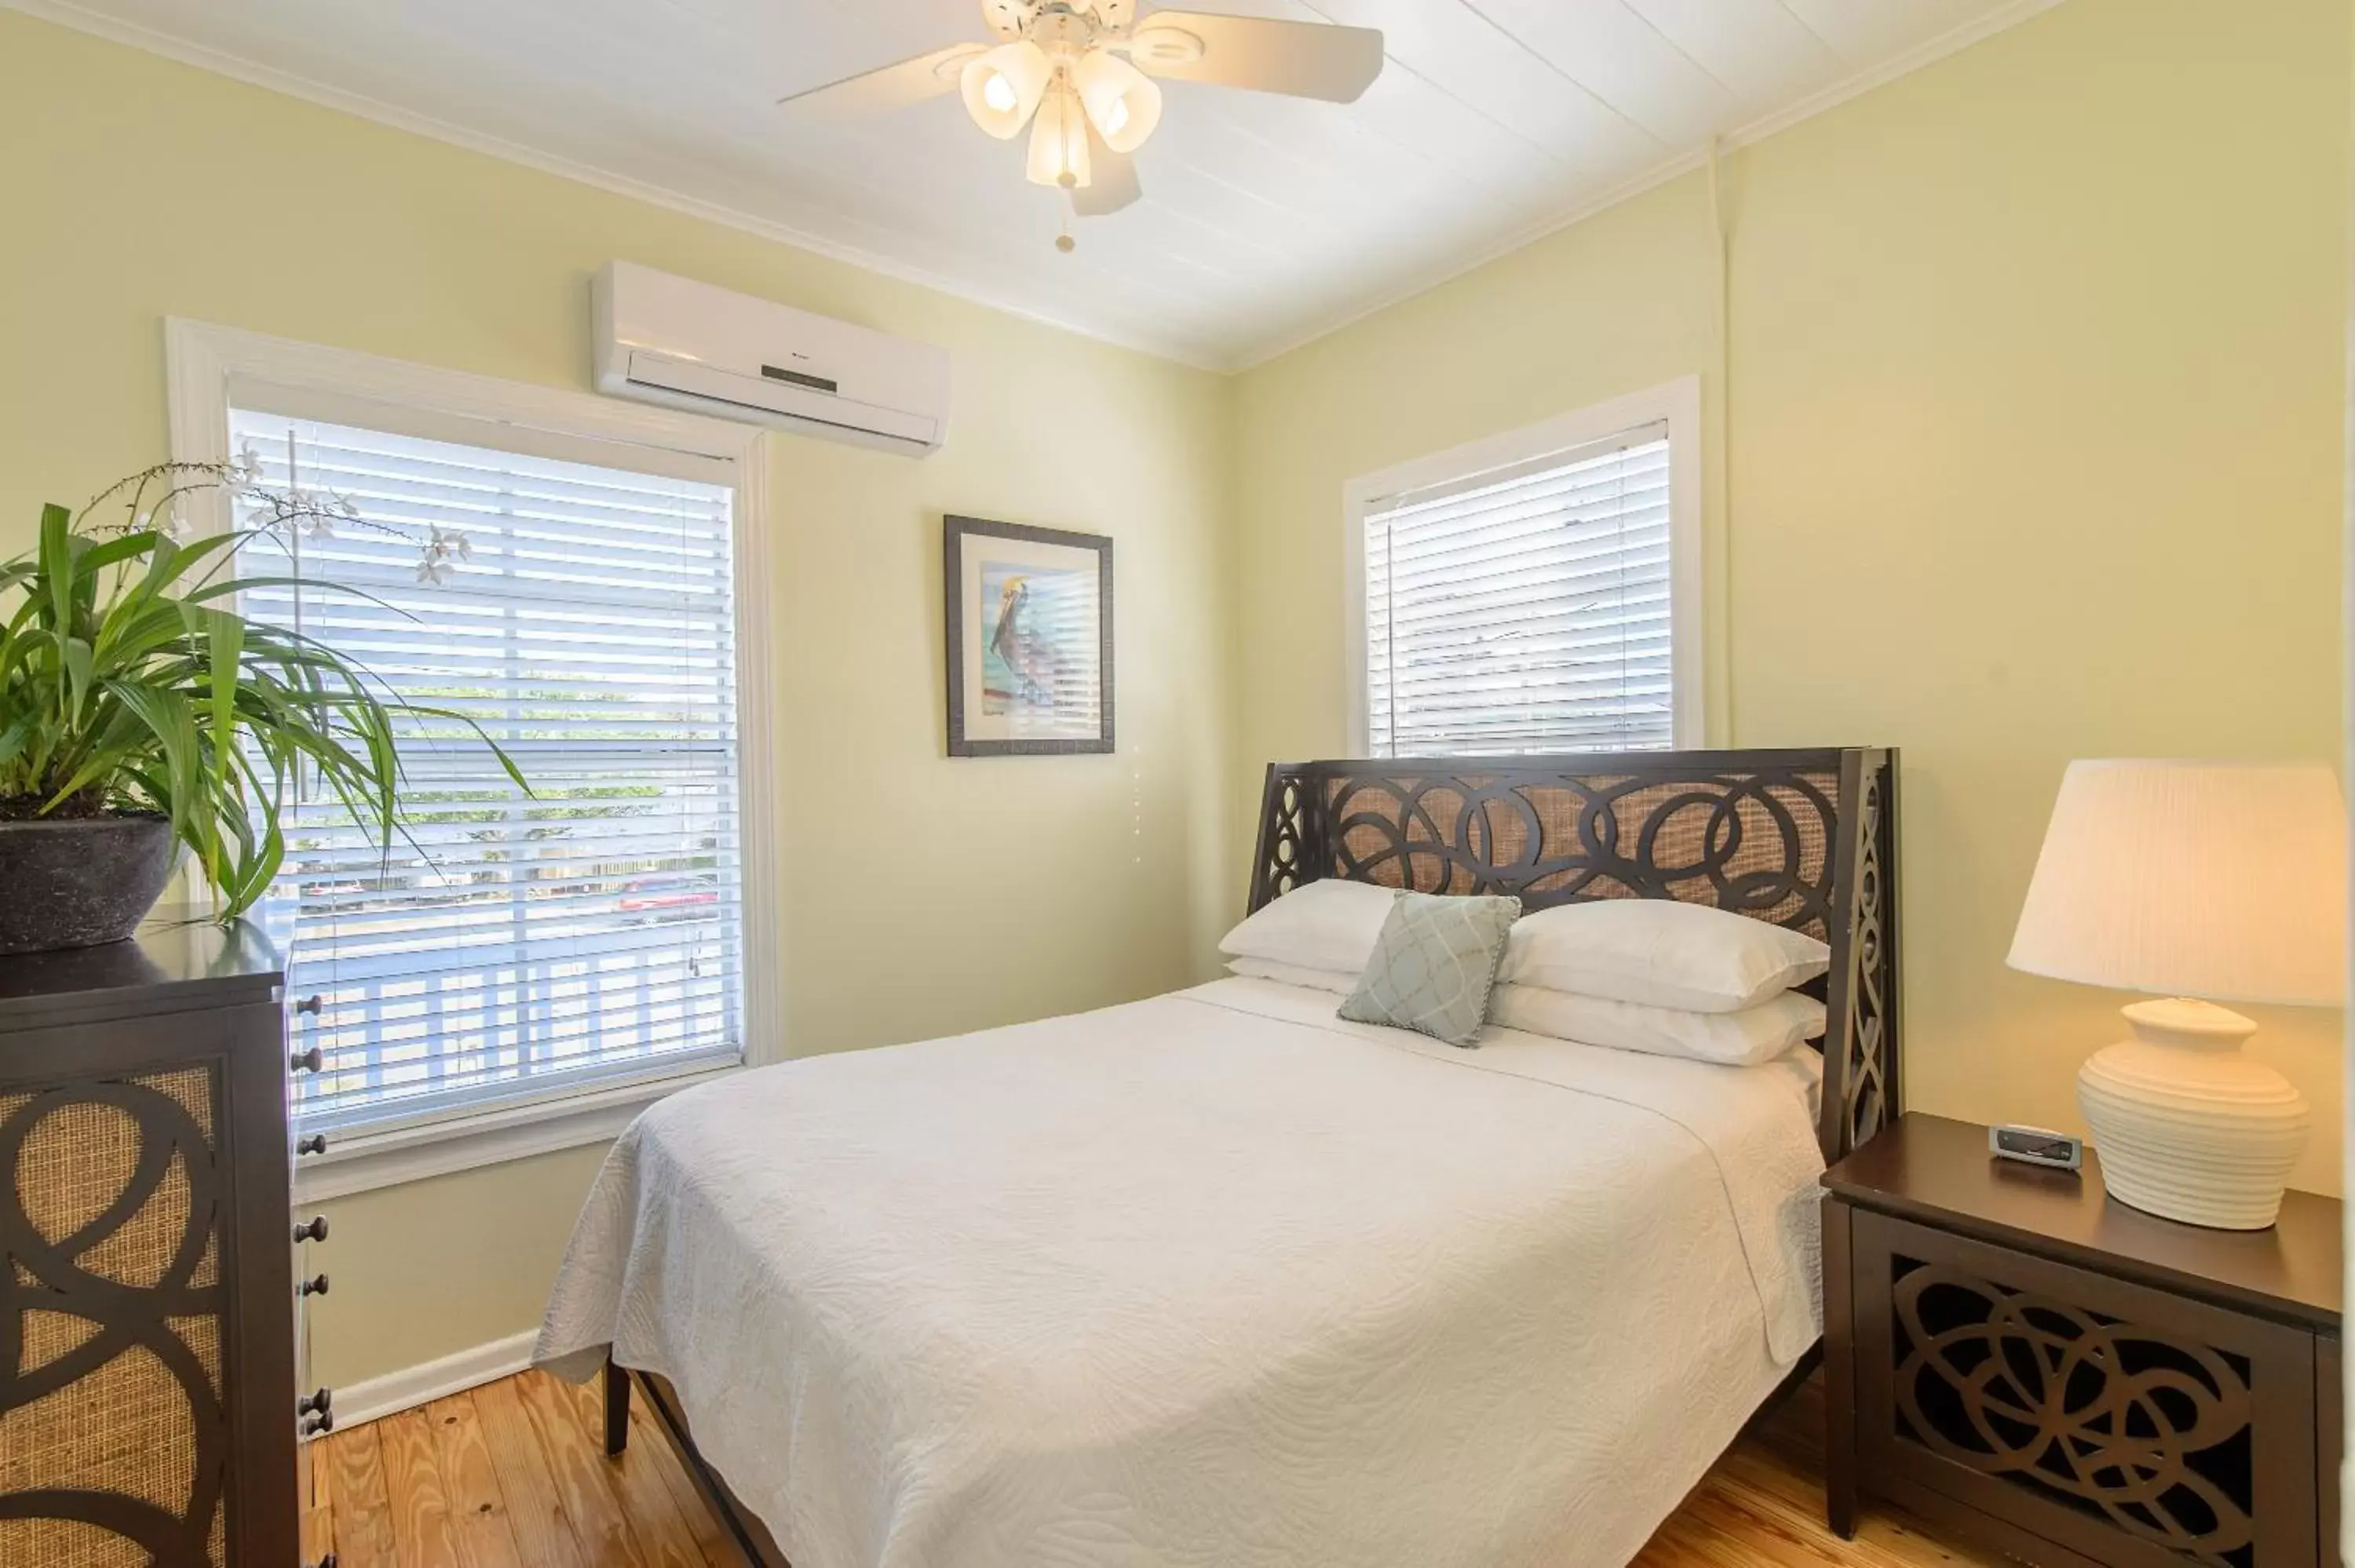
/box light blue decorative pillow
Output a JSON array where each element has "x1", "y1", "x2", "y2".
[{"x1": 1337, "y1": 892, "x2": 1522, "y2": 1048}]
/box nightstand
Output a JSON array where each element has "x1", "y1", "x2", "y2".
[{"x1": 1822, "y1": 1113, "x2": 2342, "y2": 1568}]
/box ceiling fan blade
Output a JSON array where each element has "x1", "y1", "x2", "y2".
[
  {"x1": 1125, "y1": 12, "x2": 1382, "y2": 103},
  {"x1": 777, "y1": 42, "x2": 987, "y2": 119},
  {"x1": 1074, "y1": 128, "x2": 1141, "y2": 216}
]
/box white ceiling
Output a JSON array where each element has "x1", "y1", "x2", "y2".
[{"x1": 20, "y1": 0, "x2": 2049, "y2": 368}]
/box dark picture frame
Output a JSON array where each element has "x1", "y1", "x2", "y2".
[{"x1": 943, "y1": 516, "x2": 1114, "y2": 757}]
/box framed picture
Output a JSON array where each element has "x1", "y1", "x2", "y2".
[{"x1": 944, "y1": 516, "x2": 1114, "y2": 757}]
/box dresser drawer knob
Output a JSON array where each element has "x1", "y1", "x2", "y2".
[
  {"x1": 290, "y1": 1046, "x2": 323, "y2": 1074},
  {"x1": 299, "y1": 1272, "x2": 330, "y2": 1298},
  {"x1": 301, "y1": 1409, "x2": 335, "y2": 1437},
  {"x1": 296, "y1": 1133, "x2": 329, "y2": 1157},
  {"x1": 300, "y1": 1387, "x2": 333, "y2": 1417},
  {"x1": 295, "y1": 994, "x2": 323, "y2": 1016},
  {"x1": 293, "y1": 1217, "x2": 329, "y2": 1244}
]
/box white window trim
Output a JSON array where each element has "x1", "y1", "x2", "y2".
[
  {"x1": 165, "y1": 319, "x2": 783, "y2": 1199},
  {"x1": 1342, "y1": 377, "x2": 1704, "y2": 756}
]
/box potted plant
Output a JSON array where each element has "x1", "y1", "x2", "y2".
[{"x1": 0, "y1": 457, "x2": 517, "y2": 954}]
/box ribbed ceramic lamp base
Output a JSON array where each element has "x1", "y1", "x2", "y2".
[{"x1": 2076, "y1": 998, "x2": 2309, "y2": 1231}]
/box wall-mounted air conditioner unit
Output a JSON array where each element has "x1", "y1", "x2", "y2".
[{"x1": 593, "y1": 260, "x2": 949, "y2": 458}]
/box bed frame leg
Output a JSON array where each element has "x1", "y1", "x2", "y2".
[{"x1": 604, "y1": 1352, "x2": 630, "y2": 1458}]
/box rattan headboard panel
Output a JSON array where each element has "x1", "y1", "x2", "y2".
[{"x1": 1246, "y1": 749, "x2": 1900, "y2": 1161}]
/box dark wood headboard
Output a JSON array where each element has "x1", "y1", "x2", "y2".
[{"x1": 1245, "y1": 748, "x2": 1900, "y2": 1163}]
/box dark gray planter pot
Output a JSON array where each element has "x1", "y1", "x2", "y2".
[{"x1": 0, "y1": 815, "x2": 179, "y2": 955}]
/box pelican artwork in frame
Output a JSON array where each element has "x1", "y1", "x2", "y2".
[{"x1": 944, "y1": 516, "x2": 1115, "y2": 757}]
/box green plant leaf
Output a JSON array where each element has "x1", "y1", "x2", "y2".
[
  {"x1": 60, "y1": 636, "x2": 93, "y2": 729},
  {"x1": 210, "y1": 615, "x2": 243, "y2": 789},
  {"x1": 7, "y1": 498, "x2": 529, "y2": 921}
]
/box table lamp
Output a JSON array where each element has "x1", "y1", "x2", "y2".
[{"x1": 2006, "y1": 759, "x2": 2346, "y2": 1230}]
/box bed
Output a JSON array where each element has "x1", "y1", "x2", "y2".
[{"x1": 535, "y1": 747, "x2": 1902, "y2": 1568}]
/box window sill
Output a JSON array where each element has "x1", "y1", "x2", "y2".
[{"x1": 293, "y1": 1061, "x2": 742, "y2": 1204}]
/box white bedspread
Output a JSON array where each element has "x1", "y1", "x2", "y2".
[{"x1": 535, "y1": 977, "x2": 1827, "y2": 1568}]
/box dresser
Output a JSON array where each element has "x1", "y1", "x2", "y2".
[
  {"x1": 1824, "y1": 1113, "x2": 2342, "y2": 1568},
  {"x1": 0, "y1": 918, "x2": 329, "y2": 1568}
]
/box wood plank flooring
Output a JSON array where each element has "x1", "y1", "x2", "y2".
[{"x1": 311, "y1": 1369, "x2": 2003, "y2": 1567}]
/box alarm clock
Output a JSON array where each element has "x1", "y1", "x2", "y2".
[{"x1": 1988, "y1": 1123, "x2": 2083, "y2": 1171}]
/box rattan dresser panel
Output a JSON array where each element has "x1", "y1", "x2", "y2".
[
  {"x1": 0, "y1": 1067, "x2": 228, "y2": 1567},
  {"x1": 0, "y1": 928, "x2": 297, "y2": 1568}
]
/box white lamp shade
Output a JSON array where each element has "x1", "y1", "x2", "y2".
[
  {"x1": 2006, "y1": 760, "x2": 2347, "y2": 1007},
  {"x1": 1073, "y1": 50, "x2": 1163, "y2": 154},
  {"x1": 960, "y1": 42, "x2": 1051, "y2": 139},
  {"x1": 1026, "y1": 85, "x2": 1091, "y2": 188}
]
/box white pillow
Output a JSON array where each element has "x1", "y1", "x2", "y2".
[
  {"x1": 1225, "y1": 957, "x2": 1360, "y2": 995},
  {"x1": 1218, "y1": 879, "x2": 1399, "y2": 974},
  {"x1": 1499, "y1": 899, "x2": 1830, "y2": 1013},
  {"x1": 1488, "y1": 984, "x2": 1827, "y2": 1067}
]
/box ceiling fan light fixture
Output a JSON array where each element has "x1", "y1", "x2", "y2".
[
  {"x1": 1073, "y1": 49, "x2": 1162, "y2": 154},
  {"x1": 1026, "y1": 83, "x2": 1092, "y2": 188},
  {"x1": 959, "y1": 40, "x2": 1051, "y2": 139}
]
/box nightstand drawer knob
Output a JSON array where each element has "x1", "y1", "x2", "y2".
[
  {"x1": 301, "y1": 1409, "x2": 334, "y2": 1437},
  {"x1": 300, "y1": 1387, "x2": 332, "y2": 1417},
  {"x1": 295, "y1": 994, "x2": 323, "y2": 1016},
  {"x1": 293, "y1": 1216, "x2": 329, "y2": 1244},
  {"x1": 299, "y1": 1272, "x2": 330, "y2": 1298},
  {"x1": 296, "y1": 1133, "x2": 328, "y2": 1156},
  {"x1": 290, "y1": 1046, "x2": 323, "y2": 1074}
]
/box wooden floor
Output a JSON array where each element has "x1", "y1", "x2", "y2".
[{"x1": 308, "y1": 1369, "x2": 2004, "y2": 1567}]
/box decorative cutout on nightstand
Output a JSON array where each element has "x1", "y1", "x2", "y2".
[{"x1": 1889, "y1": 1256, "x2": 2256, "y2": 1568}]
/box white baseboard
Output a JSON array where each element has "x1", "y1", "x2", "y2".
[{"x1": 323, "y1": 1329, "x2": 540, "y2": 1430}]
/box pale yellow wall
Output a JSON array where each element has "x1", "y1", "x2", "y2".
[
  {"x1": 1233, "y1": 0, "x2": 2350, "y2": 1194},
  {"x1": 5, "y1": 0, "x2": 2350, "y2": 1395},
  {"x1": 0, "y1": 12, "x2": 1237, "y2": 1387}
]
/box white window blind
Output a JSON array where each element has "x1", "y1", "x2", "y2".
[
  {"x1": 1366, "y1": 423, "x2": 1674, "y2": 756},
  {"x1": 231, "y1": 407, "x2": 745, "y2": 1129}
]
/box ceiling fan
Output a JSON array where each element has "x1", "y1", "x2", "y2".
[{"x1": 778, "y1": 1, "x2": 1384, "y2": 237}]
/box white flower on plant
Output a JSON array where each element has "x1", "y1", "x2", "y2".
[
  {"x1": 414, "y1": 524, "x2": 471, "y2": 585},
  {"x1": 226, "y1": 443, "x2": 264, "y2": 494}
]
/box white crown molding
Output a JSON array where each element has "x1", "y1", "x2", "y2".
[
  {"x1": 4, "y1": 0, "x2": 1218, "y2": 371},
  {"x1": 1229, "y1": 0, "x2": 2073, "y2": 371},
  {"x1": 318, "y1": 1329, "x2": 540, "y2": 1429},
  {"x1": 13, "y1": 0, "x2": 2068, "y2": 375}
]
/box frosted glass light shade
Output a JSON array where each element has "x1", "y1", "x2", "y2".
[
  {"x1": 1074, "y1": 50, "x2": 1163, "y2": 153},
  {"x1": 960, "y1": 42, "x2": 1051, "y2": 140},
  {"x1": 2006, "y1": 760, "x2": 2346, "y2": 1007},
  {"x1": 1026, "y1": 86, "x2": 1091, "y2": 188}
]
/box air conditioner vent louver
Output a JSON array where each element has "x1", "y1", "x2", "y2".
[{"x1": 762, "y1": 365, "x2": 838, "y2": 393}]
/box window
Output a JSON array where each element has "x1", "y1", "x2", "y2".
[
  {"x1": 231, "y1": 405, "x2": 749, "y2": 1132},
  {"x1": 1349, "y1": 383, "x2": 1702, "y2": 757}
]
